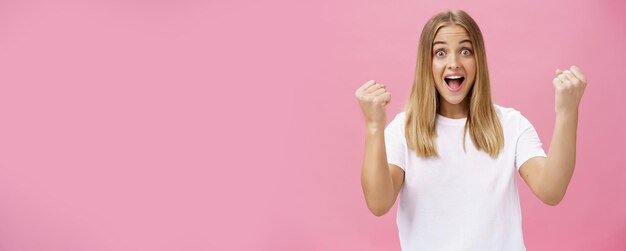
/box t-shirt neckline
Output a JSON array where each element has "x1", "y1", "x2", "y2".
[{"x1": 436, "y1": 114, "x2": 467, "y2": 126}]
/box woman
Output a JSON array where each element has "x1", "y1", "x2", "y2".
[{"x1": 355, "y1": 10, "x2": 586, "y2": 250}]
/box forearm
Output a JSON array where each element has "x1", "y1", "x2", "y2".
[
  {"x1": 361, "y1": 126, "x2": 394, "y2": 215},
  {"x1": 540, "y1": 111, "x2": 579, "y2": 204}
]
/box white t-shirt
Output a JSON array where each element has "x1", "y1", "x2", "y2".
[{"x1": 384, "y1": 104, "x2": 546, "y2": 251}]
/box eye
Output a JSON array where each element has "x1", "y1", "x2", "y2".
[
  {"x1": 435, "y1": 50, "x2": 446, "y2": 57},
  {"x1": 461, "y1": 49, "x2": 472, "y2": 56}
]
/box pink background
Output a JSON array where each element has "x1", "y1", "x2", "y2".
[{"x1": 0, "y1": 0, "x2": 624, "y2": 250}]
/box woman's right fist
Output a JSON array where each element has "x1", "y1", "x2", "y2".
[{"x1": 355, "y1": 80, "x2": 392, "y2": 128}]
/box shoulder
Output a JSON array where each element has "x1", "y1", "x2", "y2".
[
  {"x1": 493, "y1": 104, "x2": 536, "y2": 132},
  {"x1": 393, "y1": 111, "x2": 407, "y2": 120},
  {"x1": 387, "y1": 111, "x2": 407, "y2": 126},
  {"x1": 494, "y1": 104, "x2": 522, "y2": 120},
  {"x1": 494, "y1": 104, "x2": 527, "y2": 122},
  {"x1": 386, "y1": 111, "x2": 407, "y2": 133}
]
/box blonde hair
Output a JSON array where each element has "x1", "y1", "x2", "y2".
[{"x1": 403, "y1": 10, "x2": 504, "y2": 158}]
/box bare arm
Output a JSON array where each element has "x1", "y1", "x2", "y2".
[
  {"x1": 355, "y1": 80, "x2": 404, "y2": 216},
  {"x1": 541, "y1": 111, "x2": 578, "y2": 204},
  {"x1": 361, "y1": 126, "x2": 404, "y2": 216},
  {"x1": 520, "y1": 66, "x2": 586, "y2": 206},
  {"x1": 520, "y1": 113, "x2": 578, "y2": 206}
]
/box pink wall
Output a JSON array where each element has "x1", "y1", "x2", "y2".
[{"x1": 0, "y1": 0, "x2": 624, "y2": 250}]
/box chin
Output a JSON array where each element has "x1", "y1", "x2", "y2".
[
  {"x1": 440, "y1": 95, "x2": 467, "y2": 105},
  {"x1": 437, "y1": 86, "x2": 468, "y2": 104}
]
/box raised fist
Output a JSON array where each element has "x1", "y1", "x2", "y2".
[
  {"x1": 355, "y1": 80, "x2": 392, "y2": 129},
  {"x1": 553, "y1": 65, "x2": 587, "y2": 114}
]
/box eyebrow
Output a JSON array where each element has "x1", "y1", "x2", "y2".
[{"x1": 433, "y1": 39, "x2": 472, "y2": 46}]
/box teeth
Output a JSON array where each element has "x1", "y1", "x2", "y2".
[{"x1": 445, "y1": 76, "x2": 463, "y2": 79}]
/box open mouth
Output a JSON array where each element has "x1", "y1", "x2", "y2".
[{"x1": 444, "y1": 76, "x2": 464, "y2": 92}]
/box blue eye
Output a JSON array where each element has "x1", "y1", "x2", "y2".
[
  {"x1": 461, "y1": 49, "x2": 472, "y2": 56},
  {"x1": 435, "y1": 50, "x2": 446, "y2": 57}
]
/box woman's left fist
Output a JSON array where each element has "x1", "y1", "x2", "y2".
[{"x1": 553, "y1": 65, "x2": 587, "y2": 114}]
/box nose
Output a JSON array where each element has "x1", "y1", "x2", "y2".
[{"x1": 447, "y1": 54, "x2": 460, "y2": 70}]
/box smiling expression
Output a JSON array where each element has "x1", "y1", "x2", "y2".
[{"x1": 432, "y1": 24, "x2": 477, "y2": 111}]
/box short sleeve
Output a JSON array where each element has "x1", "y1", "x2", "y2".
[
  {"x1": 384, "y1": 113, "x2": 407, "y2": 171},
  {"x1": 515, "y1": 114, "x2": 547, "y2": 170}
]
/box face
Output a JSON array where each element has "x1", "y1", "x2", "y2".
[{"x1": 432, "y1": 24, "x2": 476, "y2": 111}]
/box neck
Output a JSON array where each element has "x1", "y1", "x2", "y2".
[{"x1": 438, "y1": 99, "x2": 469, "y2": 119}]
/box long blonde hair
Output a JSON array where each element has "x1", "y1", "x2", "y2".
[{"x1": 404, "y1": 10, "x2": 503, "y2": 158}]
